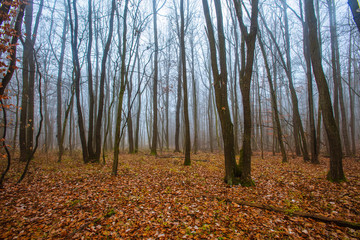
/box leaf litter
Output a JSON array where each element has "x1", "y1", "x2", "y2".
[{"x1": 0, "y1": 151, "x2": 359, "y2": 239}]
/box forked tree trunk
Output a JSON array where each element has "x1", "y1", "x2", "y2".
[
  {"x1": 202, "y1": 0, "x2": 239, "y2": 185},
  {"x1": 233, "y1": 0, "x2": 259, "y2": 185},
  {"x1": 300, "y1": 0, "x2": 319, "y2": 163}
]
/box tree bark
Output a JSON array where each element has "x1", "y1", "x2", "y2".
[
  {"x1": 180, "y1": 0, "x2": 191, "y2": 165},
  {"x1": 327, "y1": 0, "x2": 351, "y2": 156},
  {"x1": 305, "y1": 0, "x2": 345, "y2": 182},
  {"x1": 258, "y1": 36, "x2": 287, "y2": 163},
  {"x1": 113, "y1": 0, "x2": 129, "y2": 175},
  {"x1": 190, "y1": 31, "x2": 198, "y2": 154},
  {"x1": 56, "y1": 0, "x2": 68, "y2": 162},
  {"x1": 68, "y1": 0, "x2": 88, "y2": 163},
  {"x1": 150, "y1": 0, "x2": 158, "y2": 155},
  {"x1": 94, "y1": 0, "x2": 116, "y2": 162},
  {"x1": 203, "y1": 0, "x2": 239, "y2": 185},
  {"x1": 300, "y1": 0, "x2": 319, "y2": 164},
  {"x1": 233, "y1": 0, "x2": 259, "y2": 185}
]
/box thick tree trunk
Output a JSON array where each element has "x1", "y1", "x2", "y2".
[
  {"x1": 233, "y1": 0, "x2": 258, "y2": 185},
  {"x1": 19, "y1": 0, "x2": 43, "y2": 162},
  {"x1": 301, "y1": 0, "x2": 318, "y2": 164},
  {"x1": 203, "y1": 0, "x2": 239, "y2": 185}
]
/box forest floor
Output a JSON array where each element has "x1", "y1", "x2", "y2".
[{"x1": 0, "y1": 151, "x2": 360, "y2": 239}]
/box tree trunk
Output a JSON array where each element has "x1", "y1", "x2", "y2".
[
  {"x1": 180, "y1": 0, "x2": 191, "y2": 165},
  {"x1": 327, "y1": 0, "x2": 351, "y2": 156},
  {"x1": 203, "y1": 0, "x2": 239, "y2": 185},
  {"x1": 19, "y1": 0, "x2": 43, "y2": 162},
  {"x1": 135, "y1": 49, "x2": 141, "y2": 153},
  {"x1": 150, "y1": 0, "x2": 158, "y2": 155},
  {"x1": 56, "y1": 0, "x2": 68, "y2": 162},
  {"x1": 68, "y1": 0, "x2": 88, "y2": 163},
  {"x1": 113, "y1": 0, "x2": 129, "y2": 175},
  {"x1": 233, "y1": 0, "x2": 259, "y2": 185},
  {"x1": 305, "y1": 0, "x2": 345, "y2": 182},
  {"x1": 94, "y1": 0, "x2": 116, "y2": 162},
  {"x1": 258, "y1": 36, "x2": 287, "y2": 163},
  {"x1": 301, "y1": 0, "x2": 318, "y2": 164},
  {"x1": 190, "y1": 30, "x2": 198, "y2": 154},
  {"x1": 348, "y1": 30, "x2": 356, "y2": 156}
]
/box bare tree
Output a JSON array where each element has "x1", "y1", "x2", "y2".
[
  {"x1": 304, "y1": 0, "x2": 345, "y2": 182},
  {"x1": 233, "y1": 0, "x2": 259, "y2": 185},
  {"x1": 150, "y1": 0, "x2": 159, "y2": 155},
  {"x1": 180, "y1": 0, "x2": 191, "y2": 165},
  {"x1": 19, "y1": 0, "x2": 44, "y2": 162},
  {"x1": 202, "y1": 0, "x2": 239, "y2": 185}
]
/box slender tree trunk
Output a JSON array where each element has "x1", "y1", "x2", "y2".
[
  {"x1": 86, "y1": 0, "x2": 96, "y2": 160},
  {"x1": 305, "y1": 0, "x2": 345, "y2": 182},
  {"x1": 175, "y1": 51, "x2": 182, "y2": 152},
  {"x1": 135, "y1": 50, "x2": 141, "y2": 153},
  {"x1": 165, "y1": 34, "x2": 170, "y2": 151},
  {"x1": 68, "y1": 0, "x2": 88, "y2": 163},
  {"x1": 151, "y1": 0, "x2": 158, "y2": 155},
  {"x1": 180, "y1": 0, "x2": 191, "y2": 165},
  {"x1": 56, "y1": 0, "x2": 68, "y2": 162},
  {"x1": 328, "y1": 0, "x2": 351, "y2": 156},
  {"x1": 94, "y1": 0, "x2": 116, "y2": 162},
  {"x1": 348, "y1": 30, "x2": 355, "y2": 156},
  {"x1": 190, "y1": 30, "x2": 198, "y2": 154},
  {"x1": 259, "y1": 36, "x2": 287, "y2": 163},
  {"x1": 113, "y1": 0, "x2": 129, "y2": 175}
]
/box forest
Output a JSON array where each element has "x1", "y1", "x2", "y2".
[{"x1": 0, "y1": 0, "x2": 360, "y2": 238}]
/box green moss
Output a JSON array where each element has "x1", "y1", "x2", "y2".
[
  {"x1": 326, "y1": 171, "x2": 347, "y2": 183},
  {"x1": 104, "y1": 208, "x2": 116, "y2": 218},
  {"x1": 239, "y1": 178, "x2": 255, "y2": 187}
]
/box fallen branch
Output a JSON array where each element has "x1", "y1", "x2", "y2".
[{"x1": 223, "y1": 198, "x2": 360, "y2": 230}]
